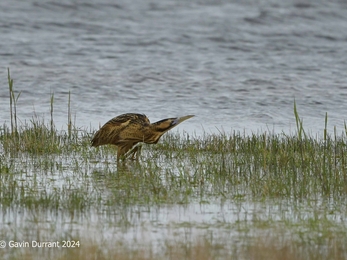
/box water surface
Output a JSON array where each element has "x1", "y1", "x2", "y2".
[{"x1": 1, "y1": 0, "x2": 347, "y2": 134}]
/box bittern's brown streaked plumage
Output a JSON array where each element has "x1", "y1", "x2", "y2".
[{"x1": 91, "y1": 113, "x2": 194, "y2": 161}]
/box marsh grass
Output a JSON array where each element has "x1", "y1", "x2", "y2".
[
  {"x1": 3, "y1": 70, "x2": 347, "y2": 203},
  {"x1": 153, "y1": 127, "x2": 347, "y2": 199},
  {"x1": 2, "y1": 69, "x2": 347, "y2": 259}
]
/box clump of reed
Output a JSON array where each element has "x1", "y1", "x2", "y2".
[{"x1": 1, "y1": 69, "x2": 89, "y2": 156}]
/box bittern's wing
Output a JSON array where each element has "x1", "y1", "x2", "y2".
[{"x1": 91, "y1": 113, "x2": 150, "y2": 147}]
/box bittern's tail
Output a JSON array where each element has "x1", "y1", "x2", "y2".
[{"x1": 91, "y1": 129, "x2": 105, "y2": 147}]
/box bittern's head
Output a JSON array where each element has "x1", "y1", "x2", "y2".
[
  {"x1": 147, "y1": 115, "x2": 194, "y2": 143},
  {"x1": 152, "y1": 115, "x2": 194, "y2": 131}
]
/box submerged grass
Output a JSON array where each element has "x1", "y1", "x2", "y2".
[{"x1": 2, "y1": 69, "x2": 347, "y2": 259}]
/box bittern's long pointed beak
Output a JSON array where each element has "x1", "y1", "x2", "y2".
[{"x1": 172, "y1": 115, "x2": 195, "y2": 125}]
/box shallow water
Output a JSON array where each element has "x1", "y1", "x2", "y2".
[
  {"x1": 1, "y1": 144, "x2": 347, "y2": 258},
  {"x1": 2, "y1": 191, "x2": 346, "y2": 256},
  {"x1": 1, "y1": 0, "x2": 347, "y2": 135}
]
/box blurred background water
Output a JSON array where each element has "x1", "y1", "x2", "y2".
[{"x1": 1, "y1": 0, "x2": 347, "y2": 135}]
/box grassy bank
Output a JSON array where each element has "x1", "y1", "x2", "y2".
[{"x1": 1, "y1": 69, "x2": 347, "y2": 259}]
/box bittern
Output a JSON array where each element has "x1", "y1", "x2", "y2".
[{"x1": 91, "y1": 113, "x2": 194, "y2": 161}]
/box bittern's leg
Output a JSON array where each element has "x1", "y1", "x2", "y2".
[
  {"x1": 117, "y1": 145, "x2": 128, "y2": 162},
  {"x1": 124, "y1": 143, "x2": 142, "y2": 161},
  {"x1": 129, "y1": 144, "x2": 142, "y2": 160},
  {"x1": 128, "y1": 146, "x2": 137, "y2": 160},
  {"x1": 117, "y1": 148, "x2": 122, "y2": 162},
  {"x1": 134, "y1": 144, "x2": 142, "y2": 160}
]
